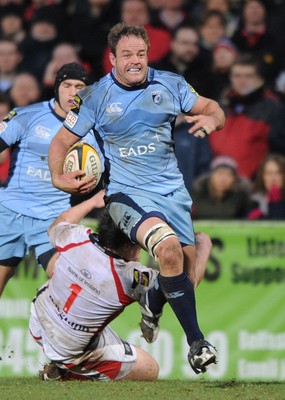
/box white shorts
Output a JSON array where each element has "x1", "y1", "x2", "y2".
[{"x1": 30, "y1": 312, "x2": 137, "y2": 381}]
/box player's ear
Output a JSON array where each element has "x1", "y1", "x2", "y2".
[{"x1": 109, "y1": 52, "x2": 116, "y2": 67}]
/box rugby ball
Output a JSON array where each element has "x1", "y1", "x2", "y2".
[{"x1": 63, "y1": 142, "x2": 102, "y2": 186}]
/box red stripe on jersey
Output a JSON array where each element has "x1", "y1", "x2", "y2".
[
  {"x1": 61, "y1": 361, "x2": 122, "y2": 381},
  {"x1": 56, "y1": 239, "x2": 91, "y2": 252},
  {"x1": 29, "y1": 329, "x2": 42, "y2": 341},
  {"x1": 110, "y1": 257, "x2": 134, "y2": 306},
  {"x1": 85, "y1": 360, "x2": 122, "y2": 380}
]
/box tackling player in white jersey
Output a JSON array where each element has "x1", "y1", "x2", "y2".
[{"x1": 30, "y1": 192, "x2": 213, "y2": 381}]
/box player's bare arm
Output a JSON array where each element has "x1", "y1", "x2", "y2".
[
  {"x1": 48, "y1": 190, "x2": 105, "y2": 235},
  {"x1": 184, "y1": 96, "x2": 225, "y2": 138},
  {"x1": 48, "y1": 126, "x2": 96, "y2": 194}
]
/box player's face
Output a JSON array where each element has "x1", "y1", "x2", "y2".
[
  {"x1": 109, "y1": 35, "x2": 148, "y2": 87},
  {"x1": 56, "y1": 79, "x2": 85, "y2": 116}
]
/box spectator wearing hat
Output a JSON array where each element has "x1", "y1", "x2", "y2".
[
  {"x1": 208, "y1": 38, "x2": 239, "y2": 101},
  {"x1": 191, "y1": 155, "x2": 251, "y2": 220}
]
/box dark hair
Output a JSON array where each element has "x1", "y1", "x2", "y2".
[
  {"x1": 97, "y1": 210, "x2": 136, "y2": 251},
  {"x1": 54, "y1": 62, "x2": 90, "y2": 102},
  {"x1": 199, "y1": 10, "x2": 227, "y2": 29},
  {"x1": 231, "y1": 53, "x2": 263, "y2": 77},
  {"x1": 0, "y1": 93, "x2": 12, "y2": 107},
  {"x1": 107, "y1": 22, "x2": 150, "y2": 55},
  {"x1": 171, "y1": 23, "x2": 198, "y2": 41},
  {"x1": 254, "y1": 154, "x2": 285, "y2": 195}
]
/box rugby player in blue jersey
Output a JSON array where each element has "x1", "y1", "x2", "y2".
[
  {"x1": 48, "y1": 24, "x2": 225, "y2": 374},
  {"x1": 0, "y1": 62, "x2": 104, "y2": 297}
]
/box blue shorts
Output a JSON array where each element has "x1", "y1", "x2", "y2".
[
  {"x1": 105, "y1": 185, "x2": 195, "y2": 246},
  {"x1": 0, "y1": 203, "x2": 54, "y2": 265}
]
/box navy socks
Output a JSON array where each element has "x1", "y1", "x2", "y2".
[{"x1": 147, "y1": 272, "x2": 204, "y2": 346}]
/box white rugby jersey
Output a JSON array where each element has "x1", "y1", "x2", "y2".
[{"x1": 31, "y1": 222, "x2": 158, "y2": 361}]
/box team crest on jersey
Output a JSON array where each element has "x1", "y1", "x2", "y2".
[
  {"x1": 70, "y1": 95, "x2": 82, "y2": 115},
  {"x1": 65, "y1": 110, "x2": 78, "y2": 128},
  {"x1": 132, "y1": 269, "x2": 150, "y2": 288},
  {"x1": 151, "y1": 90, "x2": 162, "y2": 105}
]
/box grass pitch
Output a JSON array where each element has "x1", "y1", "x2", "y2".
[{"x1": 1, "y1": 378, "x2": 285, "y2": 400}]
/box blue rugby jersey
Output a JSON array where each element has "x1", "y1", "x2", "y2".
[
  {"x1": 0, "y1": 100, "x2": 98, "y2": 219},
  {"x1": 64, "y1": 68, "x2": 199, "y2": 196}
]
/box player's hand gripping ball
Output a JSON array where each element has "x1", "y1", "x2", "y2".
[{"x1": 63, "y1": 142, "x2": 102, "y2": 188}]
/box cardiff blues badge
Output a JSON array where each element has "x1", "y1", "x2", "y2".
[{"x1": 151, "y1": 90, "x2": 162, "y2": 105}]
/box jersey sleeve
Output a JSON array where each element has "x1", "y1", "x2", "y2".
[
  {"x1": 0, "y1": 109, "x2": 25, "y2": 147},
  {"x1": 63, "y1": 86, "x2": 96, "y2": 138},
  {"x1": 49, "y1": 222, "x2": 93, "y2": 250},
  {"x1": 120, "y1": 261, "x2": 159, "y2": 297},
  {"x1": 178, "y1": 76, "x2": 199, "y2": 113}
]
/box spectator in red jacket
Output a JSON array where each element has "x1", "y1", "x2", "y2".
[{"x1": 208, "y1": 53, "x2": 283, "y2": 180}]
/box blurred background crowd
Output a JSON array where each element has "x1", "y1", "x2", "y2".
[{"x1": 0, "y1": 0, "x2": 284, "y2": 220}]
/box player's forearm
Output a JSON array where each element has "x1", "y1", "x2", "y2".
[
  {"x1": 203, "y1": 99, "x2": 225, "y2": 131},
  {"x1": 49, "y1": 127, "x2": 79, "y2": 189},
  {"x1": 49, "y1": 133, "x2": 70, "y2": 177},
  {"x1": 48, "y1": 190, "x2": 105, "y2": 233}
]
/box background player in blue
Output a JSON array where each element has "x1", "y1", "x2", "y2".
[
  {"x1": 48, "y1": 24, "x2": 225, "y2": 374},
  {"x1": 0, "y1": 62, "x2": 103, "y2": 297}
]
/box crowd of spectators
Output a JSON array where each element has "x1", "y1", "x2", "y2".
[{"x1": 0, "y1": 0, "x2": 284, "y2": 220}]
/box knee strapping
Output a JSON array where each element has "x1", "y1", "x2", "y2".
[{"x1": 143, "y1": 223, "x2": 176, "y2": 258}]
